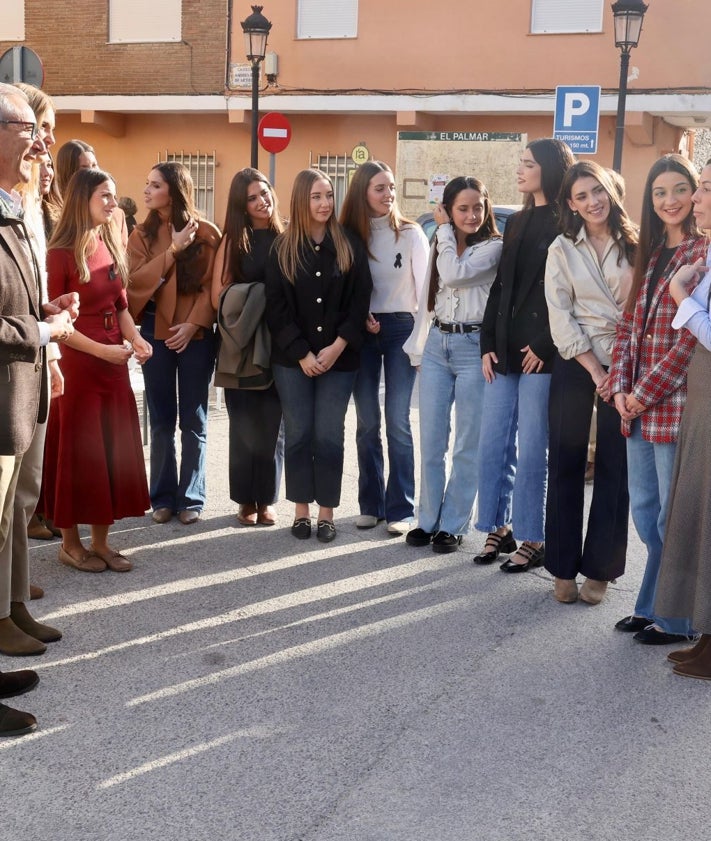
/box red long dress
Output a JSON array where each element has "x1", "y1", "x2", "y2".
[{"x1": 43, "y1": 239, "x2": 150, "y2": 527}]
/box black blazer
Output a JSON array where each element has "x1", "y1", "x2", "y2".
[
  {"x1": 480, "y1": 205, "x2": 558, "y2": 375},
  {"x1": 265, "y1": 228, "x2": 372, "y2": 372}
]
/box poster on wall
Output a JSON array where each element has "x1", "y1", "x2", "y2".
[
  {"x1": 396, "y1": 131, "x2": 526, "y2": 221},
  {"x1": 427, "y1": 175, "x2": 449, "y2": 204}
]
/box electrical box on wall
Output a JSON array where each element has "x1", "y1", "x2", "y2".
[{"x1": 264, "y1": 52, "x2": 278, "y2": 79}]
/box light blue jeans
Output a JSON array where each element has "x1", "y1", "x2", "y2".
[
  {"x1": 476, "y1": 371, "x2": 551, "y2": 542},
  {"x1": 417, "y1": 327, "x2": 485, "y2": 535},
  {"x1": 626, "y1": 422, "x2": 693, "y2": 634}
]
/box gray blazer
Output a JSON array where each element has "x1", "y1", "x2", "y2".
[
  {"x1": 0, "y1": 213, "x2": 46, "y2": 456},
  {"x1": 215, "y1": 281, "x2": 272, "y2": 390}
]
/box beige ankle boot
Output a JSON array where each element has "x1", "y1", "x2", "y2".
[
  {"x1": 579, "y1": 578, "x2": 608, "y2": 605},
  {"x1": 554, "y1": 578, "x2": 578, "y2": 603}
]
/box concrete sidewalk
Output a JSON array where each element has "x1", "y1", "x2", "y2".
[{"x1": 1, "y1": 394, "x2": 708, "y2": 841}]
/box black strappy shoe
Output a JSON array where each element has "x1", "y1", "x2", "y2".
[
  {"x1": 499, "y1": 541, "x2": 544, "y2": 573},
  {"x1": 472, "y1": 529, "x2": 517, "y2": 565}
]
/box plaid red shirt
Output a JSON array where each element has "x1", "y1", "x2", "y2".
[{"x1": 608, "y1": 234, "x2": 708, "y2": 442}]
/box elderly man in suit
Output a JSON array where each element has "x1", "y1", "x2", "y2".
[{"x1": 0, "y1": 84, "x2": 77, "y2": 735}]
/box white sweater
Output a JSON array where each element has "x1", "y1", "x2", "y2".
[{"x1": 367, "y1": 215, "x2": 429, "y2": 314}]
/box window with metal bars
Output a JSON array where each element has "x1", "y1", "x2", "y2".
[
  {"x1": 158, "y1": 150, "x2": 216, "y2": 222},
  {"x1": 308, "y1": 151, "x2": 360, "y2": 215}
]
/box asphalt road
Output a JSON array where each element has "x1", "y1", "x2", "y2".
[{"x1": 2, "y1": 390, "x2": 708, "y2": 841}]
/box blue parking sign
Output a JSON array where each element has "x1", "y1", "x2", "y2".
[{"x1": 553, "y1": 86, "x2": 601, "y2": 154}]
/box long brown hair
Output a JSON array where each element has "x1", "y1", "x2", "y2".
[
  {"x1": 427, "y1": 176, "x2": 500, "y2": 311},
  {"x1": 274, "y1": 169, "x2": 353, "y2": 283},
  {"x1": 40, "y1": 152, "x2": 62, "y2": 239},
  {"x1": 558, "y1": 161, "x2": 638, "y2": 267},
  {"x1": 220, "y1": 167, "x2": 284, "y2": 286},
  {"x1": 625, "y1": 154, "x2": 701, "y2": 314},
  {"x1": 48, "y1": 168, "x2": 128, "y2": 286},
  {"x1": 140, "y1": 162, "x2": 206, "y2": 295},
  {"x1": 55, "y1": 139, "x2": 95, "y2": 196},
  {"x1": 339, "y1": 160, "x2": 415, "y2": 257}
]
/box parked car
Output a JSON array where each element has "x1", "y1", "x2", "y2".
[{"x1": 416, "y1": 205, "x2": 521, "y2": 243}]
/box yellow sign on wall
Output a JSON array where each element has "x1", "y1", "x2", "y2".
[{"x1": 351, "y1": 144, "x2": 369, "y2": 164}]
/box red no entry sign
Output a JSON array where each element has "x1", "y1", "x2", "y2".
[{"x1": 258, "y1": 112, "x2": 292, "y2": 154}]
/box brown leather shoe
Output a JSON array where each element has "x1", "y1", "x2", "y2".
[
  {"x1": 257, "y1": 504, "x2": 276, "y2": 526},
  {"x1": 29, "y1": 584, "x2": 44, "y2": 601},
  {"x1": 179, "y1": 510, "x2": 200, "y2": 525},
  {"x1": 0, "y1": 703, "x2": 37, "y2": 737},
  {"x1": 89, "y1": 546, "x2": 133, "y2": 572},
  {"x1": 152, "y1": 507, "x2": 173, "y2": 524},
  {"x1": 27, "y1": 514, "x2": 53, "y2": 541},
  {"x1": 668, "y1": 634, "x2": 711, "y2": 664},
  {"x1": 42, "y1": 517, "x2": 62, "y2": 537},
  {"x1": 237, "y1": 503, "x2": 258, "y2": 526},
  {"x1": 10, "y1": 603, "x2": 62, "y2": 643},
  {"x1": 0, "y1": 618, "x2": 47, "y2": 657},
  {"x1": 59, "y1": 545, "x2": 107, "y2": 573},
  {"x1": 673, "y1": 635, "x2": 711, "y2": 679}
]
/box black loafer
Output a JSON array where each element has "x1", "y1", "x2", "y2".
[
  {"x1": 614, "y1": 615, "x2": 651, "y2": 633},
  {"x1": 472, "y1": 529, "x2": 517, "y2": 565},
  {"x1": 432, "y1": 531, "x2": 462, "y2": 554},
  {"x1": 406, "y1": 527, "x2": 433, "y2": 547},
  {"x1": 316, "y1": 520, "x2": 336, "y2": 543},
  {"x1": 291, "y1": 517, "x2": 312, "y2": 539},
  {"x1": 633, "y1": 627, "x2": 697, "y2": 646}
]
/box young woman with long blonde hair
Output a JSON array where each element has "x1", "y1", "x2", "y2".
[{"x1": 265, "y1": 169, "x2": 372, "y2": 542}]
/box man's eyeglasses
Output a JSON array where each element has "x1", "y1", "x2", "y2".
[{"x1": 0, "y1": 120, "x2": 39, "y2": 140}]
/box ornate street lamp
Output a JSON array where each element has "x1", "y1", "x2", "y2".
[
  {"x1": 611, "y1": 0, "x2": 648, "y2": 172},
  {"x1": 241, "y1": 5, "x2": 272, "y2": 168}
]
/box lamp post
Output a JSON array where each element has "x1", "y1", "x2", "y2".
[
  {"x1": 611, "y1": 0, "x2": 648, "y2": 173},
  {"x1": 241, "y1": 5, "x2": 272, "y2": 169}
]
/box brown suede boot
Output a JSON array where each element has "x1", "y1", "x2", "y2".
[
  {"x1": 9, "y1": 603, "x2": 62, "y2": 644},
  {"x1": 0, "y1": 703, "x2": 37, "y2": 737},
  {"x1": 672, "y1": 635, "x2": 711, "y2": 680},
  {"x1": 27, "y1": 514, "x2": 53, "y2": 541},
  {"x1": 0, "y1": 618, "x2": 47, "y2": 656},
  {"x1": 668, "y1": 634, "x2": 711, "y2": 664}
]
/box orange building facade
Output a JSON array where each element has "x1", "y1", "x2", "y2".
[{"x1": 2, "y1": 0, "x2": 710, "y2": 224}]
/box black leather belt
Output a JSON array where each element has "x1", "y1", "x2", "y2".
[{"x1": 433, "y1": 317, "x2": 481, "y2": 334}]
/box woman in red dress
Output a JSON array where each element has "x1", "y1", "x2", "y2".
[{"x1": 44, "y1": 169, "x2": 152, "y2": 572}]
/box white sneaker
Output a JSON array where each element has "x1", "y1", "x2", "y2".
[
  {"x1": 356, "y1": 515, "x2": 379, "y2": 529},
  {"x1": 387, "y1": 521, "x2": 412, "y2": 535}
]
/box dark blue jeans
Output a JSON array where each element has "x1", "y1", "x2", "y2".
[
  {"x1": 141, "y1": 308, "x2": 216, "y2": 513},
  {"x1": 272, "y1": 364, "x2": 356, "y2": 507},
  {"x1": 353, "y1": 313, "x2": 416, "y2": 522}
]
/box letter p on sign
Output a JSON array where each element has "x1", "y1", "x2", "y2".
[{"x1": 563, "y1": 93, "x2": 590, "y2": 127}]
